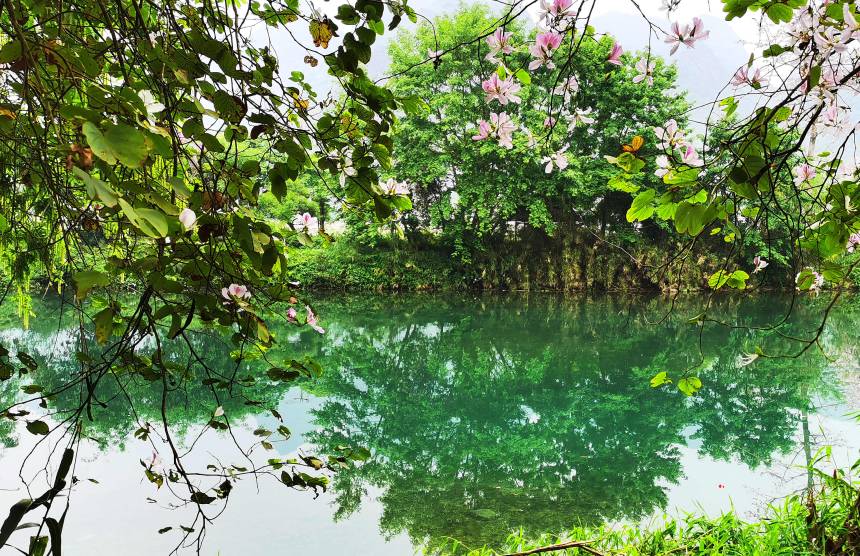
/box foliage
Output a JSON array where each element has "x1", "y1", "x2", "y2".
[
  {"x1": 437, "y1": 468, "x2": 860, "y2": 556},
  {"x1": 0, "y1": 0, "x2": 420, "y2": 549},
  {"x1": 386, "y1": 6, "x2": 690, "y2": 267}
]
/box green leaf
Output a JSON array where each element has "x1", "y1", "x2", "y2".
[
  {"x1": 0, "y1": 41, "x2": 22, "y2": 64},
  {"x1": 663, "y1": 166, "x2": 700, "y2": 185},
  {"x1": 626, "y1": 189, "x2": 655, "y2": 222},
  {"x1": 514, "y1": 69, "x2": 531, "y2": 85},
  {"x1": 765, "y1": 4, "x2": 794, "y2": 23},
  {"x1": 136, "y1": 208, "x2": 169, "y2": 237},
  {"x1": 26, "y1": 421, "x2": 50, "y2": 435},
  {"x1": 72, "y1": 167, "x2": 118, "y2": 207},
  {"x1": 104, "y1": 124, "x2": 150, "y2": 167},
  {"x1": 677, "y1": 376, "x2": 703, "y2": 396},
  {"x1": 650, "y1": 371, "x2": 672, "y2": 388},
  {"x1": 83, "y1": 122, "x2": 150, "y2": 167},
  {"x1": 82, "y1": 122, "x2": 117, "y2": 165},
  {"x1": 73, "y1": 270, "x2": 110, "y2": 300},
  {"x1": 608, "y1": 173, "x2": 639, "y2": 193},
  {"x1": 93, "y1": 307, "x2": 115, "y2": 345}
]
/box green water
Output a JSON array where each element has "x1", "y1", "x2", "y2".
[{"x1": 0, "y1": 293, "x2": 858, "y2": 554}]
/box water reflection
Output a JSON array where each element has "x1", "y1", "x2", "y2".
[
  {"x1": 297, "y1": 294, "x2": 854, "y2": 551},
  {"x1": 0, "y1": 293, "x2": 857, "y2": 554}
]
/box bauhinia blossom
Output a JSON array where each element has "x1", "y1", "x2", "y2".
[
  {"x1": 607, "y1": 42, "x2": 623, "y2": 65},
  {"x1": 306, "y1": 306, "x2": 325, "y2": 334},
  {"x1": 536, "y1": 0, "x2": 576, "y2": 26},
  {"x1": 681, "y1": 145, "x2": 703, "y2": 167},
  {"x1": 664, "y1": 18, "x2": 710, "y2": 55},
  {"x1": 567, "y1": 107, "x2": 595, "y2": 131},
  {"x1": 542, "y1": 145, "x2": 569, "y2": 173},
  {"x1": 529, "y1": 32, "x2": 562, "y2": 71},
  {"x1": 178, "y1": 208, "x2": 197, "y2": 231},
  {"x1": 485, "y1": 28, "x2": 514, "y2": 62},
  {"x1": 793, "y1": 163, "x2": 816, "y2": 185},
  {"x1": 844, "y1": 3, "x2": 860, "y2": 40},
  {"x1": 293, "y1": 212, "x2": 319, "y2": 234},
  {"x1": 654, "y1": 119, "x2": 686, "y2": 150},
  {"x1": 552, "y1": 76, "x2": 579, "y2": 102},
  {"x1": 472, "y1": 112, "x2": 516, "y2": 149},
  {"x1": 752, "y1": 256, "x2": 768, "y2": 273},
  {"x1": 654, "y1": 155, "x2": 670, "y2": 177},
  {"x1": 632, "y1": 58, "x2": 655, "y2": 85},
  {"x1": 481, "y1": 73, "x2": 522, "y2": 106},
  {"x1": 813, "y1": 27, "x2": 849, "y2": 54},
  {"x1": 731, "y1": 67, "x2": 768, "y2": 89},
  {"x1": 847, "y1": 232, "x2": 860, "y2": 253},
  {"x1": 221, "y1": 283, "x2": 251, "y2": 301},
  {"x1": 381, "y1": 178, "x2": 410, "y2": 195}
]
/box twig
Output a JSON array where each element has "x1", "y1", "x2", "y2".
[{"x1": 501, "y1": 540, "x2": 606, "y2": 556}]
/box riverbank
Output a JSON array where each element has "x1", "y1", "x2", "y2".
[
  {"x1": 437, "y1": 476, "x2": 860, "y2": 555},
  {"x1": 285, "y1": 240, "x2": 843, "y2": 292}
]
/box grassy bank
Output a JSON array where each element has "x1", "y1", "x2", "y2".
[{"x1": 432, "y1": 469, "x2": 860, "y2": 556}]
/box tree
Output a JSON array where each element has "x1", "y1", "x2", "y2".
[
  {"x1": 0, "y1": 0, "x2": 417, "y2": 550},
  {"x1": 384, "y1": 5, "x2": 690, "y2": 277}
]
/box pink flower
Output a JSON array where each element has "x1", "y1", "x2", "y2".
[
  {"x1": 293, "y1": 212, "x2": 318, "y2": 234},
  {"x1": 845, "y1": 3, "x2": 860, "y2": 39},
  {"x1": 481, "y1": 73, "x2": 522, "y2": 106},
  {"x1": 824, "y1": 102, "x2": 839, "y2": 126},
  {"x1": 287, "y1": 307, "x2": 297, "y2": 321},
  {"x1": 847, "y1": 232, "x2": 860, "y2": 253},
  {"x1": 471, "y1": 113, "x2": 516, "y2": 149},
  {"x1": 543, "y1": 115, "x2": 557, "y2": 127},
  {"x1": 607, "y1": 41, "x2": 623, "y2": 65},
  {"x1": 536, "y1": 0, "x2": 576, "y2": 25},
  {"x1": 632, "y1": 58, "x2": 655, "y2": 86},
  {"x1": 486, "y1": 28, "x2": 514, "y2": 62},
  {"x1": 381, "y1": 178, "x2": 410, "y2": 195},
  {"x1": 654, "y1": 119, "x2": 685, "y2": 150},
  {"x1": 654, "y1": 155, "x2": 670, "y2": 178},
  {"x1": 814, "y1": 27, "x2": 849, "y2": 54},
  {"x1": 686, "y1": 17, "x2": 710, "y2": 46},
  {"x1": 529, "y1": 32, "x2": 562, "y2": 71},
  {"x1": 566, "y1": 107, "x2": 595, "y2": 130},
  {"x1": 221, "y1": 283, "x2": 251, "y2": 300},
  {"x1": 178, "y1": 208, "x2": 197, "y2": 231},
  {"x1": 542, "y1": 145, "x2": 569, "y2": 173},
  {"x1": 427, "y1": 49, "x2": 443, "y2": 61},
  {"x1": 492, "y1": 112, "x2": 516, "y2": 149},
  {"x1": 552, "y1": 76, "x2": 579, "y2": 102},
  {"x1": 753, "y1": 256, "x2": 768, "y2": 273},
  {"x1": 472, "y1": 119, "x2": 492, "y2": 141},
  {"x1": 732, "y1": 66, "x2": 768, "y2": 89},
  {"x1": 306, "y1": 306, "x2": 325, "y2": 334},
  {"x1": 664, "y1": 18, "x2": 709, "y2": 55},
  {"x1": 682, "y1": 145, "x2": 703, "y2": 167},
  {"x1": 664, "y1": 22, "x2": 686, "y2": 55},
  {"x1": 793, "y1": 163, "x2": 816, "y2": 185}
]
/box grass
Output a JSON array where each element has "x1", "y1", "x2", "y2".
[{"x1": 432, "y1": 460, "x2": 860, "y2": 556}]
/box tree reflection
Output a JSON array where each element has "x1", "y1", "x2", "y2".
[{"x1": 302, "y1": 294, "x2": 848, "y2": 552}]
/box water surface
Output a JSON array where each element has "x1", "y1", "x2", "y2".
[{"x1": 0, "y1": 293, "x2": 858, "y2": 555}]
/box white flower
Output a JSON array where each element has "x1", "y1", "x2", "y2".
[
  {"x1": 178, "y1": 208, "x2": 197, "y2": 231},
  {"x1": 293, "y1": 212, "x2": 319, "y2": 234},
  {"x1": 542, "y1": 145, "x2": 569, "y2": 173}
]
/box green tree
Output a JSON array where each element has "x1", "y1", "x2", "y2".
[{"x1": 385, "y1": 6, "x2": 690, "y2": 276}]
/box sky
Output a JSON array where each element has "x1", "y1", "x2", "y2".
[{"x1": 264, "y1": 0, "x2": 765, "y2": 113}]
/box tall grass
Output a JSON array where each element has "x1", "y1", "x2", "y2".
[{"x1": 433, "y1": 453, "x2": 860, "y2": 556}]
